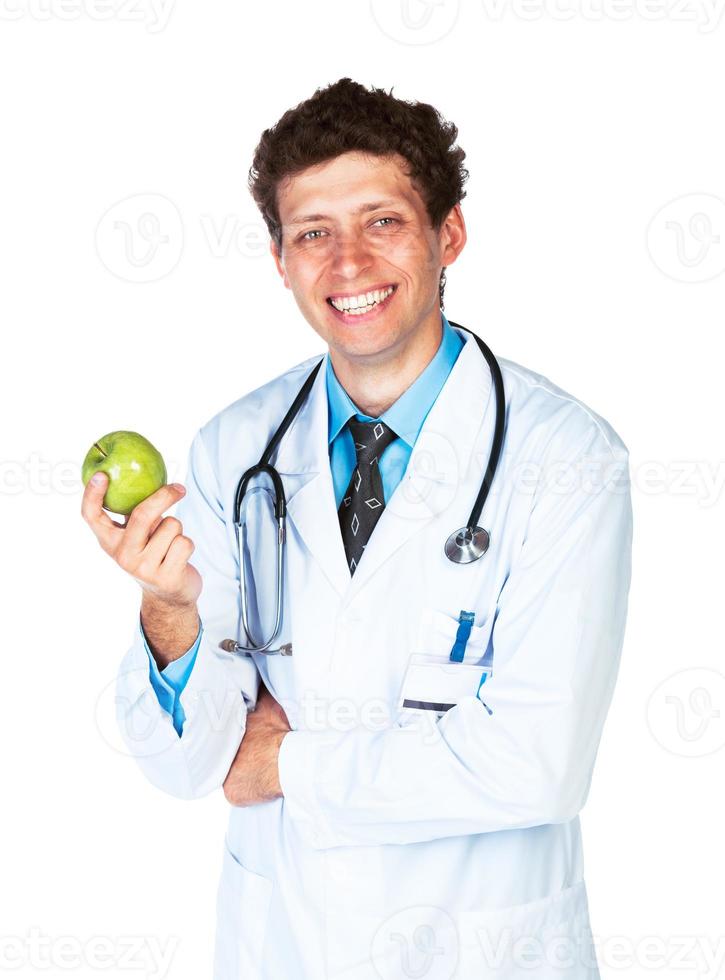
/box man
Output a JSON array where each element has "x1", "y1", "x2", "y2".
[{"x1": 82, "y1": 78, "x2": 633, "y2": 979}]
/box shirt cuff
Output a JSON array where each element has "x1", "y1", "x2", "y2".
[{"x1": 140, "y1": 616, "x2": 203, "y2": 734}]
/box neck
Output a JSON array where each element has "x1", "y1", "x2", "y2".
[{"x1": 329, "y1": 310, "x2": 443, "y2": 418}]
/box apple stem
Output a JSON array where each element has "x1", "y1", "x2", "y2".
[{"x1": 93, "y1": 442, "x2": 108, "y2": 458}]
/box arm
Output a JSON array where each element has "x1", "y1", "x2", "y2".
[
  {"x1": 222, "y1": 684, "x2": 289, "y2": 805},
  {"x1": 113, "y1": 429, "x2": 260, "y2": 799},
  {"x1": 277, "y1": 429, "x2": 633, "y2": 848},
  {"x1": 142, "y1": 611, "x2": 203, "y2": 737}
]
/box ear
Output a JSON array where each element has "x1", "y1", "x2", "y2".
[
  {"x1": 270, "y1": 238, "x2": 290, "y2": 289},
  {"x1": 439, "y1": 203, "x2": 467, "y2": 269}
]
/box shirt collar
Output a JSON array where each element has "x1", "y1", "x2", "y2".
[{"x1": 326, "y1": 313, "x2": 463, "y2": 449}]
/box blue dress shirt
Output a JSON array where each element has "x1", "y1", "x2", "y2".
[
  {"x1": 326, "y1": 313, "x2": 463, "y2": 508},
  {"x1": 143, "y1": 313, "x2": 463, "y2": 735}
]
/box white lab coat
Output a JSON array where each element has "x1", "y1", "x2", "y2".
[{"x1": 115, "y1": 327, "x2": 633, "y2": 979}]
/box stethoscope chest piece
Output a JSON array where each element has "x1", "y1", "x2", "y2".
[{"x1": 444, "y1": 526, "x2": 490, "y2": 564}]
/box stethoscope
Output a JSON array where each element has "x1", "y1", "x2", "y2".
[{"x1": 220, "y1": 322, "x2": 505, "y2": 658}]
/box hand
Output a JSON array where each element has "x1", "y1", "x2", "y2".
[
  {"x1": 223, "y1": 685, "x2": 291, "y2": 807},
  {"x1": 81, "y1": 473, "x2": 202, "y2": 608}
]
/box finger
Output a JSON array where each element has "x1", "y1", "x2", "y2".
[
  {"x1": 127, "y1": 511, "x2": 162, "y2": 534},
  {"x1": 159, "y1": 533, "x2": 194, "y2": 576},
  {"x1": 81, "y1": 472, "x2": 124, "y2": 551},
  {"x1": 141, "y1": 516, "x2": 184, "y2": 567},
  {"x1": 122, "y1": 484, "x2": 186, "y2": 555}
]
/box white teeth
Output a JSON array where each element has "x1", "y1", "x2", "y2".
[{"x1": 330, "y1": 286, "x2": 394, "y2": 313}]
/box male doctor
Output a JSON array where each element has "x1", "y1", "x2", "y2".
[{"x1": 82, "y1": 77, "x2": 633, "y2": 979}]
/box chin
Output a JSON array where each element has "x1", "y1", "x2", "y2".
[{"x1": 332, "y1": 329, "x2": 402, "y2": 361}]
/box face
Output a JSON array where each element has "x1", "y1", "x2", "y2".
[{"x1": 271, "y1": 151, "x2": 466, "y2": 366}]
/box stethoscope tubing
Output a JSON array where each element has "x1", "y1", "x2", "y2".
[
  {"x1": 227, "y1": 323, "x2": 505, "y2": 654},
  {"x1": 448, "y1": 324, "x2": 506, "y2": 532}
]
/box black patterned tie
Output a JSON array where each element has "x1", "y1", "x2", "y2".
[{"x1": 338, "y1": 418, "x2": 398, "y2": 574}]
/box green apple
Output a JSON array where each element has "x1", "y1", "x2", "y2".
[{"x1": 82, "y1": 430, "x2": 167, "y2": 515}]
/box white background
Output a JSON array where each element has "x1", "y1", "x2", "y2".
[{"x1": 1, "y1": 2, "x2": 724, "y2": 978}]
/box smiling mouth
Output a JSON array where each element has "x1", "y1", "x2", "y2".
[{"x1": 326, "y1": 284, "x2": 397, "y2": 316}]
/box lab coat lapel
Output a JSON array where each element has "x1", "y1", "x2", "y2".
[
  {"x1": 271, "y1": 330, "x2": 496, "y2": 603},
  {"x1": 274, "y1": 353, "x2": 352, "y2": 599},
  {"x1": 345, "y1": 330, "x2": 495, "y2": 600}
]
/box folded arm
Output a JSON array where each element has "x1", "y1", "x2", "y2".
[{"x1": 278, "y1": 430, "x2": 633, "y2": 848}]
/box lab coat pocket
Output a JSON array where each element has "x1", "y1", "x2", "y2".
[
  {"x1": 460, "y1": 879, "x2": 598, "y2": 979},
  {"x1": 398, "y1": 655, "x2": 491, "y2": 722},
  {"x1": 398, "y1": 608, "x2": 494, "y2": 723},
  {"x1": 213, "y1": 838, "x2": 273, "y2": 980},
  {"x1": 416, "y1": 607, "x2": 494, "y2": 663}
]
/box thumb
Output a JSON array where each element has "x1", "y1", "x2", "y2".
[
  {"x1": 88, "y1": 470, "x2": 108, "y2": 487},
  {"x1": 86, "y1": 470, "x2": 109, "y2": 499}
]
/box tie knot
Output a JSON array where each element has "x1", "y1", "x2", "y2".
[{"x1": 347, "y1": 418, "x2": 397, "y2": 463}]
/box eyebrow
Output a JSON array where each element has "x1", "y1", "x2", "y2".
[{"x1": 286, "y1": 200, "x2": 401, "y2": 226}]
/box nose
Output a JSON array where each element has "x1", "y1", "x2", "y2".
[{"x1": 329, "y1": 229, "x2": 374, "y2": 281}]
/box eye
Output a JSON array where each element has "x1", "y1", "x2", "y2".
[
  {"x1": 372, "y1": 217, "x2": 398, "y2": 228},
  {"x1": 300, "y1": 229, "x2": 326, "y2": 242}
]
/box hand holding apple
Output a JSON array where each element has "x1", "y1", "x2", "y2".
[
  {"x1": 80, "y1": 436, "x2": 202, "y2": 609},
  {"x1": 81, "y1": 430, "x2": 167, "y2": 516}
]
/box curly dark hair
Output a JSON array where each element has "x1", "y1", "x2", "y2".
[{"x1": 247, "y1": 77, "x2": 469, "y2": 309}]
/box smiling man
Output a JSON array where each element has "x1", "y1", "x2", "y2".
[
  {"x1": 92, "y1": 78, "x2": 633, "y2": 979},
  {"x1": 270, "y1": 148, "x2": 463, "y2": 419}
]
